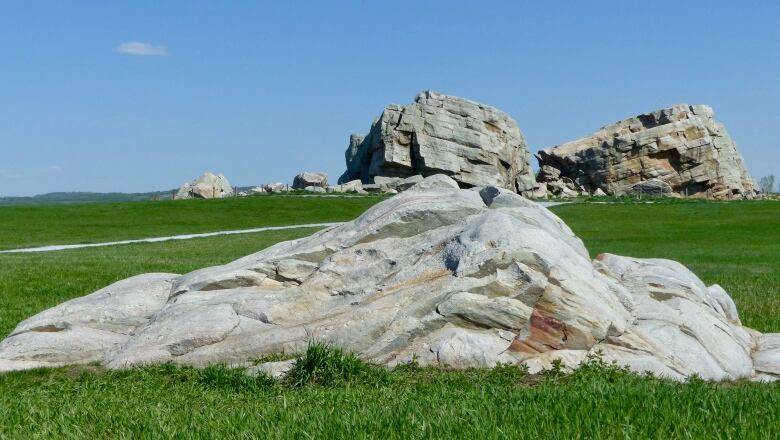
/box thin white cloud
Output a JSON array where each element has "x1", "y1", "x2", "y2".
[
  {"x1": 49, "y1": 165, "x2": 63, "y2": 172},
  {"x1": 117, "y1": 41, "x2": 169, "y2": 57}
]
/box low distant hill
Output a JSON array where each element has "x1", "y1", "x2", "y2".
[
  {"x1": 0, "y1": 191, "x2": 174, "y2": 206},
  {"x1": 0, "y1": 186, "x2": 259, "y2": 206}
]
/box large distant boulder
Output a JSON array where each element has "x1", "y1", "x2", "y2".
[
  {"x1": 1, "y1": 175, "x2": 777, "y2": 382},
  {"x1": 175, "y1": 172, "x2": 234, "y2": 200},
  {"x1": 536, "y1": 104, "x2": 757, "y2": 199},
  {"x1": 338, "y1": 91, "x2": 537, "y2": 194},
  {"x1": 292, "y1": 172, "x2": 328, "y2": 189}
]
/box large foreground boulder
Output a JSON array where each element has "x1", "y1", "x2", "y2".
[
  {"x1": 1, "y1": 175, "x2": 777, "y2": 381},
  {"x1": 338, "y1": 91, "x2": 537, "y2": 194},
  {"x1": 175, "y1": 172, "x2": 234, "y2": 200},
  {"x1": 536, "y1": 104, "x2": 757, "y2": 199}
]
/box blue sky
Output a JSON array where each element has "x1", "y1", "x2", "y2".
[{"x1": 1, "y1": 1, "x2": 778, "y2": 196}]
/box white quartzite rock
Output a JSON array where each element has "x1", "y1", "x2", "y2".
[
  {"x1": 339, "y1": 91, "x2": 537, "y2": 194},
  {"x1": 263, "y1": 183, "x2": 289, "y2": 193},
  {"x1": 0, "y1": 274, "x2": 178, "y2": 371},
  {"x1": 0, "y1": 175, "x2": 776, "y2": 382},
  {"x1": 175, "y1": 172, "x2": 234, "y2": 200},
  {"x1": 536, "y1": 104, "x2": 757, "y2": 199}
]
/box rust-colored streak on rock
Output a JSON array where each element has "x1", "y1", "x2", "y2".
[{"x1": 509, "y1": 310, "x2": 568, "y2": 354}]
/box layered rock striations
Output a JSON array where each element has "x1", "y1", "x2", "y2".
[
  {"x1": 1, "y1": 175, "x2": 777, "y2": 381},
  {"x1": 339, "y1": 91, "x2": 537, "y2": 194},
  {"x1": 536, "y1": 104, "x2": 757, "y2": 199}
]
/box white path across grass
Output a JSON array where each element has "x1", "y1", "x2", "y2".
[
  {"x1": 0, "y1": 202, "x2": 568, "y2": 254},
  {"x1": 0, "y1": 223, "x2": 342, "y2": 254}
]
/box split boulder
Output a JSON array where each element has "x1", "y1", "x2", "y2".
[
  {"x1": 338, "y1": 91, "x2": 537, "y2": 194},
  {"x1": 536, "y1": 104, "x2": 757, "y2": 199},
  {"x1": 293, "y1": 172, "x2": 328, "y2": 189}
]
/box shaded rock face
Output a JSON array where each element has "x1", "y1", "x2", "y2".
[
  {"x1": 339, "y1": 91, "x2": 537, "y2": 194},
  {"x1": 1, "y1": 175, "x2": 777, "y2": 382},
  {"x1": 628, "y1": 179, "x2": 673, "y2": 196},
  {"x1": 175, "y1": 172, "x2": 234, "y2": 200},
  {"x1": 536, "y1": 105, "x2": 757, "y2": 199}
]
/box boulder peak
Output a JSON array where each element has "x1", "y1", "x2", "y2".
[
  {"x1": 536, "y1": 104, "x2": 757, "y2": 199},
  {"x1": 339, "y1": 91, "x2": 537, "y2": 194}
]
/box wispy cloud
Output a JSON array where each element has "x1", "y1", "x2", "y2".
[
  {"x1": 117, "y1": 41, "x2": 169, "y2": 57},
  {"x1": 49, "y1": 165, "x2": 63, "y2": 172}
]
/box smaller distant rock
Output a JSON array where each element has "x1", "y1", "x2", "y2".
[
  {"x1": 175, "y1": 172, "x2": 234, "y2": 200},
  {"x1": 361, "y1": 183, "x2": 384, "y2": 194},
  {"x1": 373, "y1": 176, "x2": 403, "y2": 191},
  {"x1": 593, "y1": 188, "x2": 607, "y2": 197},
  {"x1": 264, "y1": 183, "x2": 289, "y2": 193},
  {"x1": 293, "y1": 172, "x2": 328, "y2": 189},
  {"x1": 329, "y1": 180, "x2": 365, "y2": 193},
  {"x1": 407, "y1": 173, "x2": 460, "y2": 192}
]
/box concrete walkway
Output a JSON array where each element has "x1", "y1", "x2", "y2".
[{"x1": 0, "y1": 202, "x2": 568, "y2": 254}]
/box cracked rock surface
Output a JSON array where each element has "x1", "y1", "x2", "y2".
[
  {"x1": 339, "y1": 91, "x2": 537, "y2": 194},
  {"x1": 536, "y1": 104, "x2": 757, "y2": 199},
  {"x1": 1, "y1": 175, "x2": 776, "y2": 381}
]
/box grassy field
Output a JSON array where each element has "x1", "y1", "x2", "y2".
[
  {"x1": 0, "y1": 198, "x2": 779, "y2": 438},
  {"x1": 0, "y1": 195, "x2": 383, "y2": 251},
  {"x1": 555, "y1": 201, "x2": 780, "y2": 332}
]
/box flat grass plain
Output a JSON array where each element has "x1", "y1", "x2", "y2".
[
  {"x1": 1, "y1": 197, "x2": 779, "y2": 438},
  {"x1": 0, "y1": 194, "x2": 383, "y2": 251}
]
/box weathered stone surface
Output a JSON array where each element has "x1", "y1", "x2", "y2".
[
  {"x1": 1, "y1": 175, "x2": 775, "y2": 381},
  {"x1": 536, "y1": 105, "x2": 757, "y2": 199},
  {"x1": 753, "y1": 334, "x2": 780, "y2": 377},
  {"x1": 628, "y1": 178, "x2": 674, "y2": 197},
  {"x1": 329, "y1": 180, "x2": 365, "y2": 194},
  {"x1": 263, "y1": 183, "x2": 288, "y2": 193},
  {"x1": 0, "y1": 274, "x2": 178, "y2": 372},
  {"x1": 175, "y1": 172, "x2": 234, "y2": 200},
  {"x1": 247, "y1": 359, "x2": 295, "y2": 378},
  {"x1": 338, "y1": 91, "x2": 536, "y2": 194},
  {"x1": 293, "y1": 172, "x2": 327, "y2": 189}
]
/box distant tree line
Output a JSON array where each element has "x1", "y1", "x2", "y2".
[{"x1": 759, "y1": 175, "x2": 776, "y2": 194}]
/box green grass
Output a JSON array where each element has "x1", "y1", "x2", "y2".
[
  {"x1": 1, "y1": 199, "x2": 779, "y2": 438},
  {"x1": 0, "y1": 195, "x2": 383, "y2": 251},
  {"x1": 0, "y1": 190, "x2": 164, "y2": 206},
  {"x1": 1, "y1": 346, "x2": 778, "y2": 438},
  {"x1": 555, "y1": 200, "x2": 780, "y2": 332}
]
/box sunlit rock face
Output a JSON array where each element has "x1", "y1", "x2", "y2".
[
  {"x1": 339, "y1": 91, "x2": 537, "y2": 195},
  {"x1": 536, "y1": 104, "x2": 757, "y2": 199},
  {"x1": 1, "y1": 175, "x2": 776, "y2": 382},
  {"x1": 175, "y1": 172, "x2": 234, "y2": 200}
]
